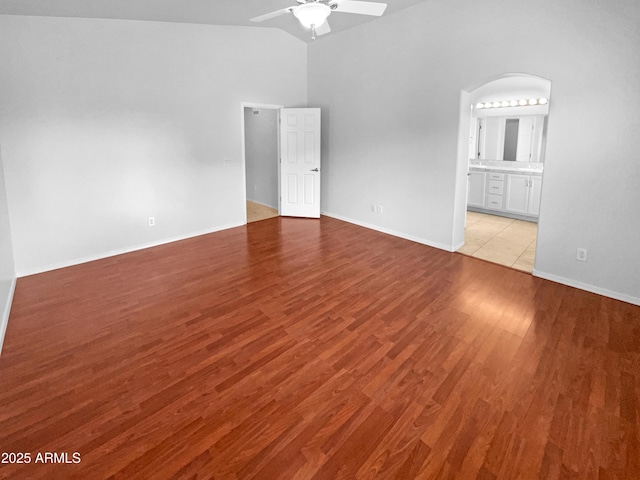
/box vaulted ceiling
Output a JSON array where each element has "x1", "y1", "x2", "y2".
[{"x1": 0, "y1": 0, "x2": 428, "y2": 42}]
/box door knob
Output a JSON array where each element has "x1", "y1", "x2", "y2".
[{"x1": 310, "y1": 168, "x2": 319, "y2": 172}]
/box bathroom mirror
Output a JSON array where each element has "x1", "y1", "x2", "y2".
[{"x1": 474, "y1": 115, "x2": 547, "y2": 162}]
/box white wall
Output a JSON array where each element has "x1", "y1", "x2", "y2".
[
  {"x1": 0, "y1": 146, "x2": 16, "y2": 351},
  {"x1": 0, "y1": 15, "x2": 307, "y2": 275},
  {"x1": 309, "y1": 0, "x2": 640, "y2": 303},
  {"x1": 244, "y1": 108, "x2": 278, "y2": 209}
]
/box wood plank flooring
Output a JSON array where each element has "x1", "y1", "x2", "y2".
[{"x1": 0, "y1": 216, "x2": 638, "y2": 479}]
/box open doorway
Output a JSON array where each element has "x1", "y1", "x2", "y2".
[
  {"x1": 454, "y1": 74, "x2": 552, "y2": 272},
  {"x1": 241, "y1": 103, "x2": 282, "y2": 223}
]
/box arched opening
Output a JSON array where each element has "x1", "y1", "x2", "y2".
[{"x1": 453, "y1": 73, "x2": 552, "y2": 272}]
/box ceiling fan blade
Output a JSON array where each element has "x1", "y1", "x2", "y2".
[
  {"x1": 334, "y1": 0, "x2": 387, "y2": 16},
  {"x1": 315, "y1": 20, "x2": 331, "y2": 36},
  {"x1": 250, "y1": 7, "x2": 292, "y2": 23}
]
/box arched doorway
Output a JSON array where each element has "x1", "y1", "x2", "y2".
[{"x1": 454, "y1": 74, "x2": 552, "y2": 272}]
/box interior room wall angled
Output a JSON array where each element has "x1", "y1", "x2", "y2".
[
  {"x1": 308, "y1": 0, "x2": 640, "y2": 304},
  {"x1": 0, "y1": 147, "x2": 16, "y2": 351},
  {"x1": 0, "y1": 15, "x2": 307, "y2": 276}
]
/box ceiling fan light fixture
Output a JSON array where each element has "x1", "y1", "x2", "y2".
[{"x1": 294, "y1": 3, "x2": 331, "y2": 28}]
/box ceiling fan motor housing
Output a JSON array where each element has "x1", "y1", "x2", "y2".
[
  {"x1": 251, "y1": 0, "x2": 388, "y2": 39},
  {"x1": 296, "y1": 0, "x2": 339, "y2": 8}
]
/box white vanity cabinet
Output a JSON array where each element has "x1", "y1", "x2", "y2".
[
  {"x1": 528, "y1": 176, "x2": 543, "y2": 216},
  {"x1": 467, "y1": 167, "x2": 542, "y2": 220},
  {"x1": 505, "y1": 174, "x2": 543, "y2": 216},
  {"x1": 504, "y1": 174, "x2": 529, "y2": 214},
  {"x1": 485, "y1": 172, "x2": 505, "y2": 211},
  {"x1": 467, "y1": 171, "x2": 486, "y2": 207}
]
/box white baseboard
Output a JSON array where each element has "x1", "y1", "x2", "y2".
[
  {"x1": 451, "y1": 240, "x2": 465, "y2": 252},
  {"x1": 0, "y1": 276, "x2": 17, "y2": 355},
  {"x1": 17, "y1": 221, "x2": 245, "y2": 278},
  {"x1": 321, "y1": 211, "x2": 457, "y2": 252},
  {"x1": 532, "y1": 269, "x2": 640, "y2": 306}
]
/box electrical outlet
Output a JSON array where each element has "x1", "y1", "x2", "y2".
[
  {"x1": 576, "y1": 248, "x2": 587, "y2": 261},
  {"x1": 376, "y1": 205, "x2": 384, "y2": 214},
  {"x1": 148, "y1": 217, "x2": 155, "y2": 227},
  {"x1": 254, "y1": 185, "x2": 257, "y2": 192},
  {"x1": 370, "y1": 204, "x2": 376, "y2": 213}
]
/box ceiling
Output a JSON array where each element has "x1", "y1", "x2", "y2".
[{"x1": 0, "y1": 0, "x2": 428, "y2": 42}]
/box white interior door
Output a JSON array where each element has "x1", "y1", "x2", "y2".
[{"x1": 280, "y1": 108, "x2": 321, "y2": 218}]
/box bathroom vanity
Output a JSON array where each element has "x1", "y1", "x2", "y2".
[
  {"x1": 467, "y1": 161, "x2": 543, "y2": 221},
  {"x1": 467, "y1": 110, "x2": 547, "y2": 222}
]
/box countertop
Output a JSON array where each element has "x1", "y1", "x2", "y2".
[{"x1": 469, "y1": 160, "x2": 543, "y2": 175}]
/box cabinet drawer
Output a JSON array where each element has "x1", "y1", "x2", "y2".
[
  {"x1": 488, "y1": 173, "x2": 505, "y2": 181},
  {"x1": 487, "y1": 180, "x2": 504, "y2": 195},
  {"x1": 486, "y1": 194, "x2": 503, "y2": 210}
]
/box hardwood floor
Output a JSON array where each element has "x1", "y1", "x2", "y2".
[{"x1": 0, "y1": 216, "x2": 638, "y2": 479}]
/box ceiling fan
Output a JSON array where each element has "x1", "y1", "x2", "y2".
[{"x1": 250, "y1": 0, "x2": 388, "y2": 40}]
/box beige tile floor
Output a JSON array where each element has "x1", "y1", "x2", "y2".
[
  {"x1": 247, "y1": 200, "x2": 278, "y2": 223},
  {"x1": 458, "y1": 211, "x2": 537, "y2": 272}
]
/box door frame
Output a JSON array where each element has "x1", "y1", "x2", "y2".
[{"x1": 240, "y1": 102, "x2": 283, "y2": 225}]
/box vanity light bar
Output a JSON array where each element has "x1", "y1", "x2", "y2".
[{"x1": 475, "y1": 97, "x2": 548, "y2": 109}]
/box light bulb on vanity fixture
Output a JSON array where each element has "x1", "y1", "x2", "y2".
[{"x1": 473, "y1": 97, "x2": 550, "y2": 110}]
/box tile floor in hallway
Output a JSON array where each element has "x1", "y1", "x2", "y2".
[
  {"x1": 246, "y1": 200, "x2": 278, "y2": 223},
  {"x1": 458, "y1": 211, "x2": 537, "y2": 272}
]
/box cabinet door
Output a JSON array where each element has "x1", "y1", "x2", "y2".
[
  {"x1": 528, "y1": 176, "x2": 543, "y2": 216},
  {"x1": 483, "y1": 117, "x2": 501, "y2": 160},
  {"x1": 467, "y1": 171, "x2": 486, "y2": 207},
  {"x1": 505, "y1": 174, "x2": 530, "y2": 214},
  {"x1": 516, "y1": 117, "x2": 535, "y2": 161}
]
